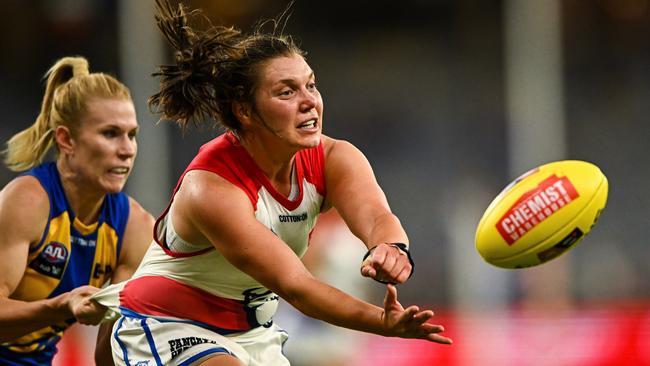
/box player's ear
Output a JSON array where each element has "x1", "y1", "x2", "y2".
[
  {"x1": 232, "y1": 101, "x2": 252, "y2": 127},
  {"x1": 54, "y1": 125, "x2": 75, "y2": 154}
]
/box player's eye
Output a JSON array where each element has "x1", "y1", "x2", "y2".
[{"x1": 102, "y1": 130, "x2": 117, "y2": 138}]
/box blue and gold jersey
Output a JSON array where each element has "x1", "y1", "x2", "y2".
[{"x1": 0, "y1": 162, "x2": 129, "y2": 366}]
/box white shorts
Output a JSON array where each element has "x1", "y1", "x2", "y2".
[{"x1": 111, "y1": 312, "x2": 290, "y2": 366}]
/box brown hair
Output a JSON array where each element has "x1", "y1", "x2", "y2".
[
  {"x1": 149, "y1": 0, "x2": 304, "y2": 132},
  {"x1": 3, "y1": 56, "x2": 132, "y2": 172}
]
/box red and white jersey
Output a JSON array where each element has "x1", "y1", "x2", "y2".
[{"x1": 118, "y1": 132, "x2": 326, "y2": 333}]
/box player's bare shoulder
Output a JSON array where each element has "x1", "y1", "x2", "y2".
[
  {"x1": 0, "y1": 175, "x2": 47, "y2": 206},
  {"x1": 126, "y1": 196, "x2": 154, "y2": 230},
  {"x1": 0, "y1": 175, "x2": 50, "y2": 249},
  {"x1": 123, "y1": 196, "x2": 155, "y2": 246},
  {"x1": 172, "y1": 169, "x2": 254, "y2": 244},
  {"x1": 178, "y1": 169, "x2": 247, "y2": 206},
  {"x1": 321, "y1": 135, "x2": 362, "y2": 162},
  {"x1": 0, "y1": 176, "x2": 49, "y2": 225},
  {"x1": 321, "y1": 135, "x2": 336, "y2": 157}
]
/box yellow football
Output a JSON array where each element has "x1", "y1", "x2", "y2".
[{"x1": 475, "y1": 160, "x2": 608, "y2": 269}]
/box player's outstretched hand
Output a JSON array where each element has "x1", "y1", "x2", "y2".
[
  {"x1": 66, "y1": 285, "x2": 108, "y2": 325},
  {"x1": 361, "y1": 243, "x2": 412, "y2": 284},
  {"x1": 382, "y1": 284, "x2": 452, "y2": 345}
]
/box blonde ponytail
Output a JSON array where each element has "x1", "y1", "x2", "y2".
[{"x1": 3, "y1": 56, "x2": 131, "y2": 172}]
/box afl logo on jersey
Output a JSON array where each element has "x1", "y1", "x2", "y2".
[
  {"x1": 43, "y1": 242, "x2": 69, "y2": 264},
  {"x1": 29, "y1": 241, "x2": 69, "y2": 279}
]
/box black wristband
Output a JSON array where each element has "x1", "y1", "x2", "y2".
[{"x1": 362, "y1": 242, "x2": 415, "y2": 284}]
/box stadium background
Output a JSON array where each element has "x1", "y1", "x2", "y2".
[{"x1": 1, "y1": 0, "x2": 648, "y2": 364}]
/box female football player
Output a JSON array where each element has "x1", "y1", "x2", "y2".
[
  {"x1": 94, "y1": 1, "x2": 452, "y2": 365},
  {"x1": 0, "y1": 56, "x2": 154, "y2": 365}
]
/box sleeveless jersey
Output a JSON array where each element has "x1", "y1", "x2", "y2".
[
  {"x1": 0, "y1": 162, "x2": 129, "y2": 366},
  {"x1": 118, "y1": 132, "x2": 326, "y2": 334}
]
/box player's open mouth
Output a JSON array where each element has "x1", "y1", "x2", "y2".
[
  {"x1": 298, "y1": 119, "x2": 317, "y2": 129},
  {"x1": 109, "y1": 167, "x2": 130, "y2": 175}
]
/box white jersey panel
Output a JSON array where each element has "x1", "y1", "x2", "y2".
[{"x1": 254, "y1": 179, "x2": 322, "y2": 258}]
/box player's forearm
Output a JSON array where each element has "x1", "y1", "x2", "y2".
[
  {"x1": 281, "y1": 277, "x2": 388, "y2": 336},
  {"x1": 364, "y1": 212, "x2": 408, "y2": 248},
  {"x1": 0, "y1": 295, "x2": 72, "y2": 342}
]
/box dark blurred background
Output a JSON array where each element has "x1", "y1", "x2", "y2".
[{"x1": 1, "y1": 1, "x2": 649, "y2": 365}]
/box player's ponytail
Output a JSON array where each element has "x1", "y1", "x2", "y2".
[
  {"x1": 3, "y1": 57, "x2": 90, "y2": 172},
  {"x1": 150, "y1": 0, "x2": 304, "y2": 132},
  {"x1": 3, "y1": 56, "x2": 131, "y2": 172}
]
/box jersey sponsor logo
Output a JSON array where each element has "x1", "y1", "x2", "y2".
[
  {"x1": 169, "y1": 337, "x2": 217, "y2": 358},
  {"x1": 278, "y1": 212, "x2": 307, "y2": 223},
  {"x1": 134, "y1": 361, "x2": 150, "y2": 366},
  {"x1": 29, "y1": 241, "x2": 69, "y2": 279},
  {"x1": 71, "y1": 236, "x2": 96, "y2": 247},
  {"x1": 497, "y1": 175, "x2": 579, "y2": 244}
]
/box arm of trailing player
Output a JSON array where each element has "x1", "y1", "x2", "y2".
[
  {"x1": 0, "y1": 177, "x2": 87, "y2": 341},
  {"x1": 322, "y1": 136, "x2": 413, "y2": 284},
  {"x1": 109, "y1": 197, "x2": 154, "y2": 284},
  {"x1": 173, "y1": 170, "x2": 450, "y2": 344},
  {"x1": 95, "y1": 197, "x2": 154, "y2": 366}
]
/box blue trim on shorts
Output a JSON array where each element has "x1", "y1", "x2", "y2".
[
  {"x1": 178, "y1": 347, "x2": 232, "y2": 366},
  {"x1": 119, "y1": 306, "x2": 252, "y2": 335},
  {"x1": 114, "y1": 316, "x2": 131, "y2": 366},
  {"x1": 141, "y1": 318, "x2": 163, "y2": 366}
]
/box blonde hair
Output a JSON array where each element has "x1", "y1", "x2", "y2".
[{"x1": 3, "y1": 56, "x2": 132, "y2": 172}]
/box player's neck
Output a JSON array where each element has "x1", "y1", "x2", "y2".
[
  {"x1": 237, "y1": 133, "x2": 296, "y2": 194},
  {"x1": 56, "y1": 161, "x2": 104, "y2": 225}
]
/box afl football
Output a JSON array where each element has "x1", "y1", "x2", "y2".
[{"x1": 475, "y1": 160, "x2": 608, "y2": 269}]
